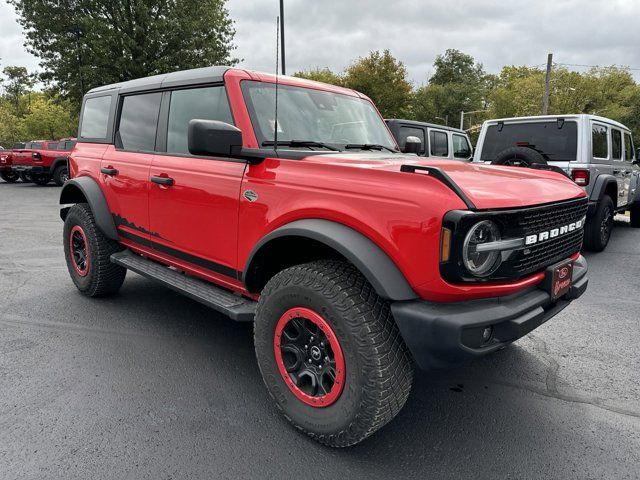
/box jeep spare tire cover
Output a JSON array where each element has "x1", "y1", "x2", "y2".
[{"x1": 491, "y1": 146, "x2": 547, "y2": 167}]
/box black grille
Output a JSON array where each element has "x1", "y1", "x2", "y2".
[{"x1": 508, "y1": 198, "x2": 588, "y2": 277}]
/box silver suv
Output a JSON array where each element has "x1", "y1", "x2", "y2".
[
  {"x1": 386, "y1": 119, "x2": 473, "y2": 161},
  {"x1": 473, "y1": 114, "x2": 640, "y2": 251}
]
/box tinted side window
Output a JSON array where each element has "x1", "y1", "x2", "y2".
[
  {"x1": 25, "y1": 142, "x2": 33, "y2": 149},
  {"x1": 624, "y1": 133, "x2": 634, "y2": 161},
  {"x1": 592, "y1": 124, "x2": 608, "y2": 158},
  {"x1": 48, "y1": 142, "x2": 59, "y2": 150},
  {"x1": 32, "y1": 142, "x2": 44, "y2": 149},
  {"x1": 12, "y1": 143, "x2": 25, "y2": 149},
  {"x1": 397, "y1": 126, "x2": 426, "y2": 155},
  {"x1": 118, "y1": 93, "x2": 162, "y2": 152},
  {"x1": 166, "y1": 86, "x2": 233, "y2": 155},
  {"x1": 64, "y1": 140, "x2": 77, "y2": 150},
  {"x1": 430, "y1": 130, "x2": 449, "y2": 157},
  {"x1": 453, "y1": 134, "x2": 471, "y2": 158},
  {"x1": 80, "y1": 96, "x2": 112, "y2": 139},
  {"x1": 611, "y1": 129, "x2": 622, "y2": 160}
]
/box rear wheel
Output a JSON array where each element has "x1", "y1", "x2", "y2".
[
  {"x1": 584, "y1": 195, "x2": 614, "y2": 251},
  {"x1": 53, "y1": 164, "x2": 69, "y2": 186},
  {"x1": 254, "y1": 260, "x2": 414, "y2": 447},
  {"x1": 630, "y1": 204, "x2": 640, "y2": 228},
  {"x1": 63, "y1": 203, "x2": 126, "y2": 296},
  {"x1": 32, "y1": 173, "x2": 51, "y2": 185},
  {"x1": 0, "y1": 171, "x2": 19, "y2": 183}
]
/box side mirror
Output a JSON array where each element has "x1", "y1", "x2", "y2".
[
  {"x1": 403, "y1": 136, "x2": 422, "y2": 154},
  {"x1": 188, "y1": 119, "x2": 243, "y2": 157}
]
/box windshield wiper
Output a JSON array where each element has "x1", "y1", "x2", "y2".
[
  {"x1": 344, "y1": 143, "x2": 397, "y2": 153},
  {"x1": 262, "y1": 140, "x2": 339, "y2": 151}
]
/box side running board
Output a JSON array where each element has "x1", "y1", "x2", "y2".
[
  {"x1": 400, "y1": 165, "x2": 476, "y2": 210},
  {"x1": 111, "y1": 250, "x2": 256, "y2": 321}
]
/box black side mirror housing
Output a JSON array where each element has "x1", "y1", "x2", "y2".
[
  {"x1": 188, "y1": 119, "x2": 243, "y2": 157},
  {"x1": 403, "y1": 136, "x2": 422, "y2": 154},
  {"x1": 636, "y1": 147, "x2": 640, "y2": 162}
]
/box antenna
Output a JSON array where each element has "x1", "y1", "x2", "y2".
[{"x1": 274, "y1": 16, "x2": 280, "y2": 151}]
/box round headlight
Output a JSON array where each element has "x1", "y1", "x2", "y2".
[{"x1": 462, "y1": 220, "x2": 502, "y2": 277}]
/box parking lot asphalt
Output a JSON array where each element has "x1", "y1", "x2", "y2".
[{"x1": 0, "y1": 181, "x2": 638, "y2": 480}]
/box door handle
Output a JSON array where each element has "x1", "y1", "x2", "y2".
[
  {"x1": 100, "y1": 167, "x2": 118, "y2": 176},
  {"x1": 151, "y1": 175, "x2": 174, "y2": 186}
]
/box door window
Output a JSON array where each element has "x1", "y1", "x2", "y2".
[
  {"x1": 398, "y1": 126, "x2": 426, "y2": 154},
  {"x1": 117, "y1": 92, "x2": 162, "y2": 152},
  {"x1": 591, "y1": 124, "x2": 608, "y2": 159},
  {"x1": 624, "y1": 133, "x2": 634, "y2": 162},
  {"x1": 611, "y1": 129, "x2": 622, "y2": 160},
  {"x1": 166, "y1": 86, "x2": 234, "y2": 155},
  {"x1": 430, "y1": 130, "x2": 449, "y2": 157},
  {"x1": 453, "y1": 134, "x2": 472, "y2": 158}
]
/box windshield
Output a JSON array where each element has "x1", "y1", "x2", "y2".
[
  {"x1": 480, "y1": 121, "x2": 578, "y2": 161},
  {"x1": 241, "y1": 81, "x2": 397, "y2": 150}
]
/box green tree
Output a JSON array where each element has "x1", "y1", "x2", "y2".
[
  {"x1": 343, "y1": 50, "x2": 412, "y2": 118},
  {"x1": 2, "y1": 66, "x2": 34, "y2": 115},
  {"x1": 293, "y1": 67, "x2": 343, "y2": 86},
  {"x1": 412, "y1": 49, "x2": 489, "y2": 127},
  {"x1": 10, "y1": 0, "x2": 237, "y2": 107},
  {"x1": 19, "y1": 94, "x2": 77, "y2": 140}
]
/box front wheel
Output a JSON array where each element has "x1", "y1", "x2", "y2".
[
  {"x1": 630, "y1": 204, "x2": 640, "y2": 228},
  {"x1": 254, "y1": 260, "x2": 414, "y2": 447},
  {"x1": 584, "y1": 195, "x2": 614, "y2": 251},
  {"x1": 20, "y1": 172, "x2": 32, "y2": 183},
  {"x1": 63, "y1": 203, "x2": 127, "y2": 296},
  {"x1": 1, "y1": 171, "x2": 19, "y2": 183}
]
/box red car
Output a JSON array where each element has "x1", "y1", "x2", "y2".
[
  {"x1": 0, "y1": 145, "x2": 19, "y2": 183},
  {"x1": 11, "y1": 138, "x2": 76, "y2": 186},
  {"x1": 59, "y1": 67, "x2": 588, "y2": 447}
]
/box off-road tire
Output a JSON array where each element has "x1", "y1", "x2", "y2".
[
  {"x1": 584, "y1": 195, "x2": 614, "y2": 251},
  {"x1": 0, "y1": 171, "x2": 19, "y2": 183},
  {"x1": 492, "y1": 146, "x2": 547, "y2": 167},
  {"x1": 20, "y1": 172, "x2": 32, "y2": 183},
  {"x1": 254, "y1": 260, "x2": 414, "y2": 448},
  {"x1": 53, "y1": 164, "x2": 69, "y2": 186},
  {"x1": 32, "y1": 173, "x2": 51, "y2": 185},
  {"x1": 63, "y1": 203, "x2": 126, "y2": 296},
  {"x1": 630, "y1": 204, "x2": 640, "y2": 228}
]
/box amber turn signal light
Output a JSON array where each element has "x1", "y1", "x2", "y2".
[{"x1": 440, "y1": 227, "x2": 452, "y2": 262}]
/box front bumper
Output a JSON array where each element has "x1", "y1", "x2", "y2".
[{"x1": 391, "y1": 255, "x2": 588, "y2": 370}]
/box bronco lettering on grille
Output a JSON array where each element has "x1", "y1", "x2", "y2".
[{"x1": 524, "y1": 216, "x2": 586, "y2": 246}]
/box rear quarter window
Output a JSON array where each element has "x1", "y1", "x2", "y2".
[
  {"x1": 592, "y1": 124, "x2": 608, "y2": 159},
  {"x1": 80, "y1": 95, "x2": 113, "y2": 140}
]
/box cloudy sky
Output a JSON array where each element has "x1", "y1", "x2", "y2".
[{"x1": 1, "y1": 0, "x2": 639, "y2": 85}]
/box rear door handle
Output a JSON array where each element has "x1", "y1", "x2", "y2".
[
  {"x1": 151, "y1": 175, "x2": 174, "y2": 186},
  {"x1": 100, "y1": 167, "x2": 118, "y2": 176}
]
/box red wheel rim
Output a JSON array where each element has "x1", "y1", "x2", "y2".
[
  {"x1": 274, "y1": 307, "x2": 345, "y2": 407},
  {"x1": 69, "y1": 225, "x2": 90, "y2": 277}
]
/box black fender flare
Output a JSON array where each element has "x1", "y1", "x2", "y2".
[
  {"x1": 589, "y1": 174, "x2": 618, "y2": 206},
  {"x1": 243, "y1": 219, "x2": 418, "y2": 301},
  {"x1": 51, "y1": 157, "x2": 69, "y2": 172},
  {"x1": 59, "y1": 176, "x2": 118, "y2": 240}
]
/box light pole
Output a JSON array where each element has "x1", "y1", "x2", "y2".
[
  {"x1": 435, "y1": 115, "x2": 448, "y2": 126},
  {"x1": 459, "y1": 109, "x2": 488, "y2": 130},
  {"x1": 279, "y1": 0, "x2": 285, "y2": 75}
]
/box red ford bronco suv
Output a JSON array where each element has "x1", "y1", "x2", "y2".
[
  {"x1": 60, "y1": 67, "x2": 589, "y2": 447},
  {"x1": 11, "y1": 138, "x2": 76, "y2": 186}
]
